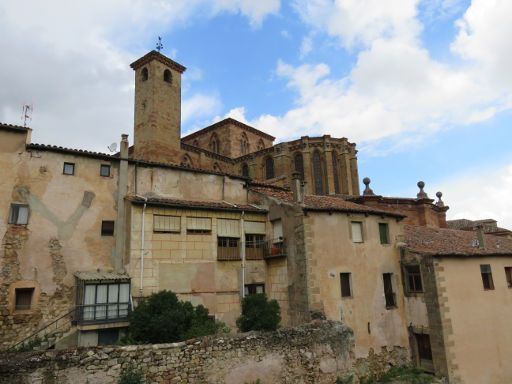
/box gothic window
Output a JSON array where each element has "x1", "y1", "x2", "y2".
[
  {"x1": 240, "y1": 133, "x2": 249, "y2": 155},
  {"x1": 163, "y1": 69, "x2": 172, "y2": 83},
  {"x1": 141, "y1": 67, "x2": 148, "y2": 81},
  {"x1": 210, "y1": 134, "x2": 220, "y2": 154},
  {"x1": 332, "y1": 151, "x2": 340, "y2": 194},
  {"x1": 294, "y1": 152, "x2": 304, "y2": 180},
  {"x1": 180, "y1": 154, "x2": 193, "y2": 168},
  {"x1": 265, "y1": 157, "x2": 274, "y2": 179},
  {"x1": 312, "y1": 150, "x2": 324, "y2": 195},
  {"x1": 257, "y1": 139, "x2": 265, "y2": 151},
  {"x1": 242, "y1": 163, "x2": 249, "y2": 177}
]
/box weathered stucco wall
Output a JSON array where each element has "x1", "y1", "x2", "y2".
[
  {"x1": 305, "y1": 212, "x2": 409, "y2": 358},
  {"x1": 0, "y1": 138, "x2": 118, "y2": 348},
  {"x1": 435, "y1": 256, "x2": 512, "y2": 384},
  {"x1": 0, "y1": 321, "x2": 409, "y2": 384}
]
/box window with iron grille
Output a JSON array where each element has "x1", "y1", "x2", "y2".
[
  {"x1": 405, "y1": 265, "x2": 423, "y2": 293},
  {"x1": 340, "y1": 273, "x2": 352, "y2": 298},
  {"x1": 15, "y1": 288, "x2": 34, "y2": 310},
  {"x1": 217, "y1": 237, "x2": 240, "y2": 260},
  {"x1": 379, "y1": 223, "x2": 390, "y2": 244},
  {"x1": 8, "y1": 204, "x2": 29, "y2": 225},
  {"x1": 383, "y1": 273, "x2": 396, "y2": 308},
  {"x1": 245, "y1": 234, "x2": 265, "y2": 260},
  {"x1": 244, "y1": 283, "x2": 265, "y2": 296},
  {"x1": 480, "y1": 264, "x2": 494, "y2": 290}
]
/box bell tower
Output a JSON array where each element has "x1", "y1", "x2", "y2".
[{"x1": 130, "y1": 50, "x2": 186, "y2": 163}]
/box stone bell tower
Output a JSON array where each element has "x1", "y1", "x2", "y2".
[{"x1": 130, "y1": 50, "x2": 186, "y2": 163}]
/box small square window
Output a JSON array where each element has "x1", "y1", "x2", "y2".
[
  {"x1": 101, "y1": 220, "x2": 115, "y2": 236},
  {"x1": 379, "y1": 223, "x2": 390, "y2": 244},
  {"x1": 480, "y1": 264, "x2": 494, "y2": 290},
  {"x1": 8, "y1": 204, "x2": 29, "y2": 225},
  {"x1": 340, "y1": 273, "x2": 352, "y2": 298},
  {"x1": 505, "y1": 267, "x2": 512, "y2": 288},
  {"x1": 63, "y1": 162, "x2": 75, "y2": 175},
  {"x1": 100, "y1": 164, "x2": 111, "y2": 177},
  {"x1": 244, "y1": 283, "x2": 265, "y2": 296},
  {"x1": 351, "y1": 222, "x2": 363, "y2": 243},
  {"x1": 15, "y1": 287, "x2": 34, "y2": 310}
]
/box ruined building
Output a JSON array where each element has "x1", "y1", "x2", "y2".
[{"x1": 1, "y1": 50, "x2": 511, "y2": 384}]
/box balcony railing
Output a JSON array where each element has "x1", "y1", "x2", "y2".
[
  {"x1": 217, "y1": 245, "x2": 241, "y2": 261},
  {"x1": 264, "y1": 238, "x2": 287, "y2": 259},
  {"x1": 75, "y1": 302, "x2": 131, "y2": 325}
]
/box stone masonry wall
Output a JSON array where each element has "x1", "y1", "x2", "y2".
[{"x1": 0, "y1": 321, "x2": 408, "y2": 384}]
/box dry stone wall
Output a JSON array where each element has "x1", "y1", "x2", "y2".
[{"x1": 0, "y1": 321, "x2": 409, "y2": 384}]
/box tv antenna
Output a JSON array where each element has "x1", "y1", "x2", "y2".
[
  {"x1": 21, "y1": 104, "x2": 33, "y2": 127},
  {"x1": 156, "y1": 36, "x2": 163, "y2": 52},
  {"x1": 107, "y1": 142, "x2": 118, "y2": 153}
]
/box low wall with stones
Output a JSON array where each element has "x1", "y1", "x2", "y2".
[{"x1": 0, "y1": 321, "x2": 409, "y2": 384}]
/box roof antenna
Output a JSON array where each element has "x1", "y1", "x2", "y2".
[
  {"x1": 21, "y1": 104, "x2": 33, "y2": 127},
  {"x1": 156, "y1": 36, "x2": 163, "y2": 52},
  {"x1": 107, "y1": 142, "x2": 117, "y2": 153}
]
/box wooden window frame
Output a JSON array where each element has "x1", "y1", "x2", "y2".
[
  {"x1": 505, "y1": 267, "x2": 512, "y2": 288},
  {"x1": 350, "y1": 221, "x2": 364, "y2": 243},
  {"x1": 480, "y1": 264, "x2": 495, "y2": 290},
  {"x1": 404, "y1": 265, "x2": 423, "y2": 293},
  {"x1": 8, "y1": 203, "x2": 29, "y2": 225},
  {"x1": 244, "y1": 283, "x2": 265, "y2": 296},
  {"x1": 63, "y1": 162, "x2": 75, "y2": 175},
  {"x1": 378, "y1": 222, "x2": 390, "y2": 245},
  {"x1": 100, "y1": 164, "x2": 111, "y2": 177}
]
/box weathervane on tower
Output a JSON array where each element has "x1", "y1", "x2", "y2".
[{"x1": 156, "y1": 36, "x2": 163, "y2": 52}]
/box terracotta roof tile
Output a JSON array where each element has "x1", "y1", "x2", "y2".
[
  {"x1": 0, "y1": 122, "x2": 30, "y2": 132},
  {"x1": 128, "y1": 196, "x2": 266, "y2": 213},
  {"x1": 130, "y1": 50, "x2": 186, "y2": 73},
  {"x1": 27, "y1": 143, "x2": 114, "y2": 160},
  {"x1": 251, "y1": 186, "x2": 405, "y2": 218},
  {"x1": 182, "y1": 117, "x2": 275, "y2": 141},
  {"x1": 404, "y1": 225, "x2": 512, "y2": 256}
]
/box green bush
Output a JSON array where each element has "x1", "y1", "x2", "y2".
[
  {"x1": 128, "y1": 290, "x2": 225, "y2": 343},
  {"x1": 118, "y1": 364, "x2": 144, "y2": 384},
  {"x1": 236, "y1": 293, "x2": 281, "y2": 332}
]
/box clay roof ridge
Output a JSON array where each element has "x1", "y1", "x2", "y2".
[
  {"x1": 0, "y1": 122, "x2": 30, "y2": 132},
  {"x1": 27, "y1": 143, "x2": 113, "y2": 158}
]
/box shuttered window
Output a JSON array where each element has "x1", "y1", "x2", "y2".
[
  {"x1": 217, "y1": 219, "x2": 240, "y2": 237},
  {"x1": 351, "y1": 222, "x2": 363, "y2": 243},
  {"x1": 186, "y1": 217, "x2": 212, "y2": 234},
  {"x1": 153, "y1": 215, "x2": 181, "y2": 233},
  {"x1": 244, "y1": 221, "x2": 266, "y2": 234}
]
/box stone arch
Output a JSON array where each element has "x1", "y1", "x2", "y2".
[
  {"x1": 241, "y1": 163, "x2": 249, "y2": 177},
  {"x1": 265, "y1": 156, "x2": 274, "y2": 180},
  {"x1": 180, "y1": 154, "x2": 193, "y2": 168},
  {"x1": 257, "y1": 139, "x2": 265, "y2": 151},
  {"x1": 240, "y1": 132, "x2": 249, "y2": 155},
  {"x1": 141, "y1": 67, "x2": 149, "y2": 81}
]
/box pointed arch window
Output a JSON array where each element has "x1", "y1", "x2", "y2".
[
  {"x1": 241, "y1": 133, "x2": 249, "y2": 155},
  {"x1": 265, "y1": 157, "x2": 274, "y2": 180},
  {"x1": 332, "y1": 151, "x2": 340, "y2": 194},
  {"x1": 294, "y1": 152, "x2": 304, "y2": 180},
  {"x1": 180, "y1": 154, "x2": 193, "y2": 168},
  {"x1": 313, "y1": 150, "x2": 324, "y2": 195},
  {"x1": 210, "y1": 134, "x2": 220, "y2": 154},
  {"x1": 242, "y1": 163, "x2": 249, "y2": 177}
]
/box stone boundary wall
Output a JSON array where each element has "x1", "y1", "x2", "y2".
[{"x1": 0, "y1": 321, "x2": 408, "y2": 384}]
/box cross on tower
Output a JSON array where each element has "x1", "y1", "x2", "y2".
[{"x1": 156, "y1": 36, "x2": 163, "y2": 52}]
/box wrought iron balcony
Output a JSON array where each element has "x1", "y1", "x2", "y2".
[{"x1": 264, "y1": 238, "x2": 287, "y2": 260}]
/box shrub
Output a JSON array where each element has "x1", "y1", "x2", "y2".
[
  {"x1": 128, "y1": 290, "x2": 224, "y2": 343},
  {"x1": 236, "y1": 293, "x2": 281, "y2": 332},
  {"x1": 118, "y1": 364, "x2": 144, "y2": 384}
]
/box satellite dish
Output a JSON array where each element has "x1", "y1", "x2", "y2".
[{"x1": 107, "y1": 142, "x2": 117, "y2": 152}]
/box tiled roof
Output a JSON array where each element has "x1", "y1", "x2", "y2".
[
  {"x1": 251, "y1": 186, "x2": 405, "y2": 218},
  {"x1": 446, "y1": 218, "x2": 511, "y2": 235},
  {"x1": 404, "y1": 225, "x2": 512, "y2": 256},
  {"x1": 27, "y1": 143, "x2": 114, "y2": 160},
  {"x1": 182, "y1": 117, "x2": 275, "y2": 141},
  {"x1": 0, "y1": 122, "x2": 30, "y2": 133},
  {"x1": 75, "y1": 271, "x2": 130, "y2": 282},
  {"x1": 128, "y1": 196, "x2": 266, "y2": 213},
  {"x1": 130, "y1": 50, "x2": 186, "y2": 73}
]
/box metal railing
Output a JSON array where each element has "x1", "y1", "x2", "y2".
[
  {"x1": 76, "y1": 302, "x2": 131, "y2": 325},
  {"x1": 264, "y1": 238, "x2": 287, "y2": 259}
]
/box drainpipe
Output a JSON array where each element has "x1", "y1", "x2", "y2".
[
  {"x1": 139, "y1": 197, "x2": 147, "y2": 295},
  {"x1": 241, "y1": 210, "x2": 246, "y2": 299},
  {"x1": 114, "y1": 134, "x2": 129, "y2": 272}
]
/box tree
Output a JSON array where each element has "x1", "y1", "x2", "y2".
[
  {"x1": 236, "y1": 293, "x2": 281, "y2": 332},
  {"x1": 129, "y1": 290, "x2": 221, "y2": 343}
]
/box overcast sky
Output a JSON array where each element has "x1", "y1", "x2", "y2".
[{"x1": 1, "y1": 0, "x2": 511, "y2": 227}]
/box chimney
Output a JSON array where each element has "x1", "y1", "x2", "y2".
[
  {"x1": 291, "y1": 172, "x2": 304, "y2": 205},
  {"x1": 120, "y1": 134, "x2": 129, "y2": 158},
  {"x1": 476, "y1": 224, "x2": 486, "y2": 249}
]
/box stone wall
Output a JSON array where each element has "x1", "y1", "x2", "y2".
[{"x1": 0, "y1": 321, "x2": 409, "y2": 384}]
